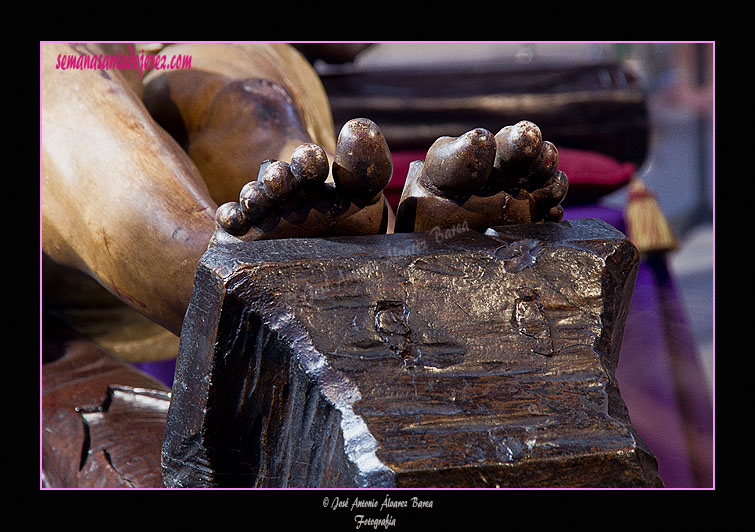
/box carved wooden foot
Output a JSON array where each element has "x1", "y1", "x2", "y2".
[
  {"x1": 143, "y1": 43, "x2": 393, "y2": 244},
  {"x1": 162, "y1": 218, "x2": 663, "y2": 488},
  {"x1": 395, "y1": 121, "x2": 568, "y2": 233},
  {"x1": 42, "y1": 42, "x2": 393, "y2": 338},
  {"x1": 214, "y1": 118, "x2": 392, "y2": 241},
  {"x1": 142, "y1": 43, "x2": 338, "y2": 206}
]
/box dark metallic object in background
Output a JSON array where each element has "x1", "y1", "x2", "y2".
[{"x1": 321, "y1": 61, "x2": 648, "y2": 171}]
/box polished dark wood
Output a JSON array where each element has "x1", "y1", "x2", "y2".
[
  {"x1": 394, "y1": 162, "x2": 565, "y2": 235},
  {"x1": 162, "y1": 219, "x2": 663, "y2": 488},
  {"x1": 42, "y1": 315, "x2": 170, "y2": 488}
]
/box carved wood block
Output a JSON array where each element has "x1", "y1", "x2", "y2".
[
  {"x1": 42, "y1": 318, "x2": 170, "y2": 488},
  {"x1": 162, "y1": 218, "x2": 663, "y2": 488}
]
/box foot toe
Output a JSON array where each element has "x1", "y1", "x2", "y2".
[
  {"x1": 290, "y1": 142, "x2": 329, "y2": 187},
  {"x1": 528, "y1": 140, "x2": 559, "y2": 187},
  {"x1": 332, "y1": 118, "x2": 393, "y2": 200},
  {"x1": 259, "y1": 160, "x2": 298, "y2": 201},
  {"x1": 420, "y1": 128, "x2": 496, "y2": 198},
  {"x1": 239, "y1": 178, "x2": 275, "y2": 224},
  {"x1": 530, "y1": 169, "x2": 569, "y2": 208},
  {"x1": 494, "y1": 120, "x2": 543, "y2": 168},
  {"x1": 216, "y1": 201, "x2": 252, "y2": 236}
]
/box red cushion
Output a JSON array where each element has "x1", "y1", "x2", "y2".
[
  {"x1": 556, "y1": 147, "x2": 636, "y2": 204},
  {"x1": 385, "y1": 147, "x2": 635, "y2": 210},
  {"x1": 385, "y1": 150, "x2": 426, "y2": 210}
]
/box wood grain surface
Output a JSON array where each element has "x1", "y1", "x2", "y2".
[{"x1": 162, "y1": 219, "x2": 663, "y2": 488}]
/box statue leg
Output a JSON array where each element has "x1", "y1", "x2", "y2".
[
  {"x1": 142, "y1": 43, "x2": 393, "y2": 242},
  {"x1": 42, "y1": 42, "x2": 393, "y2": 338},
  {"x1": 42, "y1": 42, "x2": 216, "y2": 337}
]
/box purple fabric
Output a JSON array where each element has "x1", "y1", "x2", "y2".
[
  {"x1": 564, "y1": 205, "x2": 713, "y2": 488},
  {"x1": 132, "y1": 358, "x2": 177, "y2": 389},
  {"x1": 563, "y1": 203, "x2": 626, "y2": 234},
  {"x1": 617, "y1": 261, "x2": 697, "y2": 487}
]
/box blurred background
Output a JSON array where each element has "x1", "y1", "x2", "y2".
[{"x1": 296, "y1": 42, "x2": 714, "y2": 488}]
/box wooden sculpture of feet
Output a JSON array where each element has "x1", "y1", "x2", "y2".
[
  {"x1": 45, "y1": 43, "x2": 658, "y2": 493},
  {"x1": 42, "y1": 43, "x2": 393, "y2": 339},
  {"x1": 394, "y1": 121, "x2": 568, "y2": 233},
  {"x1": 42, "y1": 42, "x2": 568, "y2": 354}
]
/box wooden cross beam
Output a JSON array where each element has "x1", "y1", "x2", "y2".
[{"x1": 162, "y1": 218, "x2": 663, "y2": 488}]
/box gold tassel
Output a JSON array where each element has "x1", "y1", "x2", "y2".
[{"x1": 624, "y1": 178, "x2": 679, "y2": 255}]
